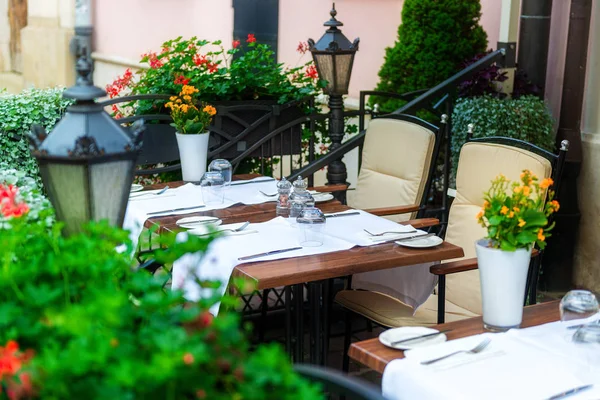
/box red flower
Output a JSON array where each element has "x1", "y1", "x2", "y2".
[
  {"x1": 193, "y1": 54, "x2": 208, "y2": 66},
  {"x1": 305, "y1": 65, "x2": 318, "y2": 79},
  {"x1": 207, "y1": 62, "x2": 219, "y2": 73},
  {"x1": 0, "y1": 185, "x2": 29, "y2": 219},
  {"x1": 246, "y1": 33, "x2": 257, "y2": 43},
  {"x1": 183, "y1": 353, "x2": 194, "y2": 365},
  {"x1": 105, "y1": 68, "x2": 133, "y2": 98},
  {"x1": 232, "y1": 40, "x2": 241, "y2": 49},
  {"x1": 142, "y1": 52, "x2": 163, "y2": 69},
  {"x1": 297, "y1": 41, "x2": 309, "y2": 54},
  {"x1": 174, "y1": 75, "x2": 190, "y2": 85}
]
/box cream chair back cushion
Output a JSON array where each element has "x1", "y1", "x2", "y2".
[
  {"x1": 444, "y1": 142, "x2": 552, "y2": 314},
  {"x1": 347, "y1": 118, "x2": 435, "y2": 222}
]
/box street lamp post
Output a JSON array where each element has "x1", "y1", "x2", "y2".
[
  {"x1": 308, "y1": 3, "x2": 359, "y2": 191},
  {"x1": 28, "y1": 0, "x2": 144, "y2": 236}
]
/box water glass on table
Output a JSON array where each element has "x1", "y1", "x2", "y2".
[
  {"x1": 560, "y1": 290, "x2": 599, "y2": 321},
  {"x1": 296, "y1": 206, "x2": 326, "y2": 247},
  {"x1": 200, "y1": 171, "x2": 225, "y2": 205},
  {"x1": 208, "y1": 159, "x2": 232, "y2": 188}
]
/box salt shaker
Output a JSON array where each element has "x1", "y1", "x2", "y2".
[
  {"x1": 289, "y1": 176, "x2": 315, "y2": 218},
  {"x1": 276, "y1": 177, "x2": 292, "y2": 217}
]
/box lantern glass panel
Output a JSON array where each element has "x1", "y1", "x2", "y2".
[
  {"x1": 41, "y1": 162, "x2": 90, "y2": 235},
  {"x1": 334, "y1": 53, "x2": 354, "y2": 94},
  {"x1": 89, "y1": 159, "x2": 135, "y2": 228},
  {"x1": 314, "y1": 53, "x2": 335, "y2": 92}
]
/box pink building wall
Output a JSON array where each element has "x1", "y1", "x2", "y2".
[{"x1": 93, "y1": 0, "x2": 506, "y2": 99}]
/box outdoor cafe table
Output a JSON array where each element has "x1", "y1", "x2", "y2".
[
  {"x1": 140, "y1": 177, "x2": 464, "y2": 363},
  {"x1": 348, "y1": 300, "x2": 561, "y2": 374}
]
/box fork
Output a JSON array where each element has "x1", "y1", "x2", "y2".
[
  {"x1": 130, "y1": 185, "x2": 169, "y2": 198},
  {"x1": 364, "y1": 229, "x2": 417, "y2": 236},
  {"x1": 194, "y1": 221, "x2": 250, "y2": 236},
  {"x1": 259, "y1": 191, "x2": 277, "y2": 197},
  {"x1": 420, "y1": 338, "x2": 491, "y2": 365}
]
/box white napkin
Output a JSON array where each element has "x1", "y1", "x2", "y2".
[{"x1": 382, "y1": 319, "x2": 600, "y2": 400}]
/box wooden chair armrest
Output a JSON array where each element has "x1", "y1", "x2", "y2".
[
  {"x1": 430, "y1": 249, "x2": 541, "y2": 276},
  {"x1": 402, "y1": 218, "x2": 439, "y2": 229},
  {"x1": 309, "y1": 184, "x2": 349, "y2": 193},
  {"x1": 430, "y1": 258, "x2": 478, "y2": 275},
  {"x1": 363, "y1": 204, "x2": 421, "y2": 217}
]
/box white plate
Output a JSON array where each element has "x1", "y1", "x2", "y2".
[
  {"x1": 176, "y1": 216, "x2": 222, "y2": 229},
  {"x1": 131, "y1": 184, "x2": 144, "y2": 193},
  {"x1": 396, "y1": 235, "x2": 444, "y2": 248},
  {"x1": 188, "y1": 222, "x2": 256, "y2": 237},
  {"x1": 313, "y1": 193, "x2": 334, "y2": 203},
  {"x1": 379, "y1": 327, "x2": 447, "y2": 350}
]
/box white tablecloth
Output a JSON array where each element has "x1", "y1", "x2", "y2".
[{"x1": 382, "y1": 314, "x2": 600, "y2": 400}]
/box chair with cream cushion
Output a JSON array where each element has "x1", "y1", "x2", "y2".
[{"x1": 335, "y1": 137, "x2": 568, "y2": 370}]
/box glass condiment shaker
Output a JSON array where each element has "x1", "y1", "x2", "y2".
[
  {"x1": 276, "y1": 177, "x2": 292, "y2": 217},
  {"x1": 289, "y1": 176, "x2": 315, "y2": 218},
  {"x1": 297, "y1": 206, "x2": 326, "y2": 247}
]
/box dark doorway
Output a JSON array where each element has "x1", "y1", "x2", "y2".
[{"x1": 233, "y1": 0, "x2": 279, "y2": 60}]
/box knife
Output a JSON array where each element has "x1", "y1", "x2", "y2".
[
  {"x1": 238, "y1": 246, "x2": 302, "y2": 261},
  {"x1": 146, "y1": 205, "x2": 206, "y2": 217},
  {"x1": 324, "y1": 211, "x2": 361, "y2": 218},
  {"x1": 545, "y1": 384, "x2": 593, "y2": 400},
  {"x1": 391, "y1": 329, "x2": 451, "y2": 346},
  {"x1": 230, "y1": 178, "x2": 276, "y2": 186},
  {"x1": 373, "y1": 233, "x2": 436, "y2": 244}
]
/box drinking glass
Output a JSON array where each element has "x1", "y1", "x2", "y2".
[
  {"x1": 560, "y1": 290, "x2": 599, "y2": 322},
  {"x1": 200, "y1": 172, "x2": 225, "y2": 206},
  {"x1": 208, "y1": 159, "x2": 232, "y2": 188},
  {"x1": 296, "y1": 206, "x2": 326, "y2": 247}
]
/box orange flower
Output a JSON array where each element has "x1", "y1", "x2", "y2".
[
  {"x1": 203, "y1": 105, "x2": 217, "y2": 116},
  {"x1": 540, "y1": 178, "x2": 554, "y2": 189},
  {"x1": 500, "y1": 206, "x2": 509, "y2": 215},
  {"x1": 476, "y1": 208, "x2": 484, "y2": 220},
  {"x1": 508, "y1": 211, "x2": 514, "y2": 218},
  {"x1": 183, "y1": 353, "x2": 194, "y2": 365},
  {"x1": 518, "y1": 218, "x2": 526, "y2": 227},
  {"x1": 514, "y1": 186, "x2": 522, "y2": 194},
  {"x1": 537, "y1": 228, "x2": 545, "y2": 241},
  {"x1": 550, "y1": 200, "x2": 560, "y2": 212},
  {"x1": 513, "y1": 207, "x2": 520, "y2": 213},
  {"x1": 522, "y1": 186, "x2": 531, "y2": 196},
  {"x1": 483, "y1": 200, "x2": 490, "y2": 209}
]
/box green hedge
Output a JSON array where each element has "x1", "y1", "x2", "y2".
[
  {"x1": 452, "y1": 95, "x2": 555, "y2": 179},
  {"x1": 0, "y1": 88, "x2": 73, "y2": 184}
]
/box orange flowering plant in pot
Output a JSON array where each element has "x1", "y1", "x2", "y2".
[
  {"x1": 475, "y1": 170, "x2": 559, "y2": 332},
  {"x1": 166, "y1": 85, "x2": 217, "y2": 182}
]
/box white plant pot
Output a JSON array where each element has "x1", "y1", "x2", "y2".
[
  {"x1": 175, "y1": 132, "x2": 210, "y2": 183},
  {"x1": 475, "y1": 239, "x2": 532, "y2": 331}
]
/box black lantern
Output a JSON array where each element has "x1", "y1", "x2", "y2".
[
  {"x1": 29, "y1": 53, "x2": 144, "y2": 236},
  {"x1": 308, "y1": 3, "x2": 359, "y2": 96}
]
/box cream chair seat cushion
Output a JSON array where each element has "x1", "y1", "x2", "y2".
[
  {"x1": 335, "y1": 290, "x2": 478, "y2": 328},
  {"x1": 444, "y1": 142, "x2": 553, "y2": 315},
  {"x1": 347, "y1": 118, "x2": 435, "y2": 222}
]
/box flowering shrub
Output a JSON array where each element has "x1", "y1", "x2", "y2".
[
  {"x1": 107, "y1": 35, "x2": 324, "y2": 117},
  {"x1": 0, "y1": 209, "x2": 321, "y2": 399},
  {"x1": 477, "y1": 170, "x2": 559, "y2": 251},
  {"x1": 166, "y1": 85, "x2": 216, "y2": 134},
  {"x1": 0, "y1": 165, "x2": 53, "y2": 227}
]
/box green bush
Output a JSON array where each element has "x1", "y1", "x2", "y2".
[
  {"x1": 0, "y1": 213, "x2": 322, "y2": 399},
  {"x1": 0, "y1": 88, "x2": 73, "y2": 184},
  {"x1": 372, "y1": 0, "x2": 487, "y2": 112},
  {"x1": 451, "y1": 95, "x2": 555, "y2": 177}
]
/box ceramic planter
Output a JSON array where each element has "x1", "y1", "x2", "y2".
[
  {"x1": 175, "y1": 132, "x2": 210, "y2": 183},
  {"x1": 475, "y1": 239, "x2": 532, "y2": 331}
]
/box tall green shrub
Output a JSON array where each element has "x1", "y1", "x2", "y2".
[
  {"x1": 0, "y1": 88, "x2": 73, "y2": 183},
  {"x1": 451, "y1": 95, "x2": 555, "y2": 176},
  {"x1": 373, "y1": 0, "x2": 488, "y2": 112}
]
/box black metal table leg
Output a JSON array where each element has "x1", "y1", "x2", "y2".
[
  {"x1": 294, "y1": 283, "x2": 304, "y2": 362},
  {"x1": 285, "y1": 286, "x2": 292, "y2": 356}
]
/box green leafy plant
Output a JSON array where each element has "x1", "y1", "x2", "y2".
[
  {"x1": 451, "y1": 95, "x2": 555, "y2": 180},
  {"x1": 0, "y1": 88, "x2": 73, "y2": 184},
  {"x1": 477, "y1": 170, "x2": 559, "y2": 251},
  {"x1": 0, "y1": 198, "x2": 322, "y2": 398},
  {"x1": 371, "y1": 0, "x2": 487, "y2": 112},
  {"x1": 166, "y1": 85, "x2": 217, "y2": 134}
]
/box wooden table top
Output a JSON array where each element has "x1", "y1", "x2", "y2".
[
  {"x1": 142, "y1": 178, "x2": 464, "y2": 289},
  {"x1": 348, "y1": 300, "x2": 561, "y2": 374}
]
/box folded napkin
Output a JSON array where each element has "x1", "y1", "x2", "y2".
[{"x1": 383, "y1": 322, "x2": 600, "y2": 400}]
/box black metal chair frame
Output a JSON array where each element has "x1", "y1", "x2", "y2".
[
  {"x1": 435, "y1": 136, "x2": 569, "y2": 324},
  {"x1": 294, "y1": 364, "x2": 386, "y2": 400}
]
